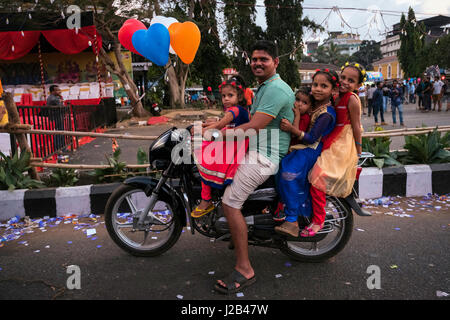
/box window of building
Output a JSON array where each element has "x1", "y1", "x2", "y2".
[{"x1": 388, "y1": 65, "x2": 392, "y2": 79}]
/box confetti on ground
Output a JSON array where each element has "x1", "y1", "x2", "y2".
[
  {"x1": 86, "y1": 228, "x2": 96, "y2": 237},
  {"x1": 208, "y1": 271, "x2": 215, "y2": 275},
  {"x1": 356, "y1": 228, "x2": 365, "y2": 232},
  {"x1": 176, "y1": 295, "x2": 184, "y2": 299},
  {"x1": 436, "y1": 291, "x2": 449, "y2": 297},
  {"x1": 284, "y1": 262, "x2": 292, "y2": 267},
  {"x1": 275, "y1": 274, "x2": 282, "y2": 278},
  {"x1": 390, "y1": 265, "x2": 398, "y2": 269},
  {"x1": 236, "y1": 292, "x2": 244, "y2": 297}
]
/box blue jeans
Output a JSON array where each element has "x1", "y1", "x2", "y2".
[
  {"x1": 392, "y1": 103, "x2": 404, "y2": 124},
  {"x1": 383, "y1": 96, "x2": 389, "y2": 112}
]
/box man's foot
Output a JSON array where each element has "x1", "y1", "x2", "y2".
[
  {"x1": 274, "y1": 221, "x2": 299, "y2": 237},
  {"x1": 400, "y1": 123, "x2": 405, "y2": 127},
  {"x1": 374, "y1": 122, "x2": 380, "y2": 126},
  {"x1": 215, "y1": 269, "x2": 256, "y2": 294},
  {"x1": 381, "y1": 122, "x2": 387, "y2": 125}
]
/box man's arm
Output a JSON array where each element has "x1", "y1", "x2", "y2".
[{"x1": 234, "y1": 112, "x2": 274, "y2": 134}]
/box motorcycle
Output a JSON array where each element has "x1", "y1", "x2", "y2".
[{"x1": 105, "y1": 127, "x2": 373, "y2": 262}]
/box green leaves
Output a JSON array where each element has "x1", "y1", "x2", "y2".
[
  {"x1": 0, "y1": 151, "x2": 44, "y2": 191},
  {"x1": 46, "y1": 168, "x2": 79, "y2": 188},
  {"x1": 362, "y1": 137, "x2": 402, "y2": 169},
  {"x1": 401, "y1": 129, "x2": 450, "y2": 164}
]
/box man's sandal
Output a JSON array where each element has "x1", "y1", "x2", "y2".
[
  {"x1": 214, "y1": 269, "x2": 257, "y2": 294},
  {"x1": 274, "y1": 221, "x2": 299, "y2": 238},
  {"x1": 191, "y1": 203, "x2": 215, "y2": 218}
]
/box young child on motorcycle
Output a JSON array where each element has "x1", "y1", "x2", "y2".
[
  {"x1": 274, "y1": 69, "x2": 338, "y2": 238},
  {"x1": 272, "y1": 87, "x2": 313, "y2": 221},
  {"x1": 306, "y1": 62, "x2": 364, "y2": 237},
  {"x1": 191, "y1": 76, "x2": 250, "y2": 218}
]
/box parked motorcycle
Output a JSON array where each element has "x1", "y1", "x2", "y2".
[{"x1": 105, "y1": 127, "x2": 373, "y2": 262}]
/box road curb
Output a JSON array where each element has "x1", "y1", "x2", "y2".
[{"x1": 1, "y1": 164, "x2": 450, "y2": 222}]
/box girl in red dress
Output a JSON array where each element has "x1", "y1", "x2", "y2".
[{"x1": 305, "y1": 62, "x2": 366, "y2": 237}]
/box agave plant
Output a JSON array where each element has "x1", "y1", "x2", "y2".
[
  {"x1": 401, "y1": 128, "x2": 450, "y2": 164},
  {"x1": 0, "y1": 151, "x2": 44, "y2": 191},
  {"x1": 362, "y1": 136, "x2": 402, "y2": 168}
]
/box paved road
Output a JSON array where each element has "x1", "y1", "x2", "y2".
[{"x1": 1, "y1": 196, "x2": 449, "y2": 300}]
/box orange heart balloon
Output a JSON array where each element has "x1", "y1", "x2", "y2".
[{"x1": 169, "y1": 22, "x2": 201, "y2": 65}]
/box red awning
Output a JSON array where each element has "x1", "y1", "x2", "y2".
[{"x1": 0, "y1": 26, "x2": 102, "y2": 60}]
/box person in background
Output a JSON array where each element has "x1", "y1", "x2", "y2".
[
  {"x1": 422, "y1": 76, "x2": 432, "y2": 112},
  {"x1": 372, "y1": 81, "x2": 385, "y2": 126},
  {"x1": 409, "y1": 81, "x2": 416, "y2": 104},
  {"x1": 432, "y1": 77, "x2": 444, "y2": 111},
  {"x1": 367, "y1": 83, "x2": 376, "y2": 118},
  {"x1": 358, "y1": 84, "x2": 367, "y2": 115},
  {"x1": 416, "y1": 80, "x2": 424, "y2": 109},
  {"x1": 391, "y1": 80, "x2": 405, "y2": 126}
]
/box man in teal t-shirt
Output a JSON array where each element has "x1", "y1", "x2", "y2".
[
  {"x1": 250, "y1": 73, "x2": 294, "y2": 164},
  {"x1": 215, "y1": 40, "x2": 294, "y2": 295}
]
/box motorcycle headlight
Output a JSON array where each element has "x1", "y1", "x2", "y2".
[{"x1": 150, "y1": 130, "x2": 171, "y2": 152}]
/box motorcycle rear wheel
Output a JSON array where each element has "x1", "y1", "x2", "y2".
[
  {"x1": 105, "y1": 184, "x2": 183, "y2": 257},
  {"x1": 280, "y1": 197, "x2": 353, "y2": 263}
]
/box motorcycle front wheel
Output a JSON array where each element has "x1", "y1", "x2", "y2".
[
  {"x1": 105, "y1": 184, "x2": 183, "y2": 257},
  {"x1": 280, "y1": 197, "x2": 353, "y2": 263}
]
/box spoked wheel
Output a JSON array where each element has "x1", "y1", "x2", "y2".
[
  {"x1": 280, "y1": 197, "x2": 353, "y2": 262},
  {"x1": 105, "y1": 184, "x2": 183, "y2": 257}
]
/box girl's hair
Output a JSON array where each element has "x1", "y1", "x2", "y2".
[
  {"x1": 295, "y1": 86, "x2": 315, "y2": 106},
  {"x1": 219, "y1": 75, "x2": 247, "y2": 107},
  {"x1": 312, "y1": 68, "x2": 340, "y2": 88},
  {"x1": 312, "y1": 68, "x2": 340, "y2": 106},
  {"x1": 341, "y1": 62, "x2": 367, "y2": 84}
]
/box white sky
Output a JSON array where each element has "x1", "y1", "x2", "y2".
[{"x1": 254, "y1": 0, "x2": 450, "y2": 43}]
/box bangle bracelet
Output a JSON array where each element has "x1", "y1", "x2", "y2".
[
  {"x1": 355, "y1": 141, "x2": 362, "y2": 146},
  {"x1": 298, "y1": 131, "x2": 305, "y2": 140}
]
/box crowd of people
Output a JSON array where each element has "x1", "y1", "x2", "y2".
[{"x1": 358, "y1": 76, "x2": 448, "y2": 126}]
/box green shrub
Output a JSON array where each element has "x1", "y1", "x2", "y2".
[
  {"x1": 362, "y1": 136, "x2": 402, "y2": 168},
  {"x1": 46, "y1": 168, "x2": 79, "y2": 188},
  {"x1": 400, "y1": 128, "x2": 450, "y2": 164},
  {"x1": 90, "y1": 148, "x2": 127, "y2": 183},
  {"x1": 0, "y1": 151, "x2": 44, "y2": 191}
]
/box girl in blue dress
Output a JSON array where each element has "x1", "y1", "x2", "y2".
[{"x1": 275, "y1": 69, "x2": 339, "y2": 238}]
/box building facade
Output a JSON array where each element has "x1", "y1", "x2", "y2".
[{"x1": 323, "y1": 32, "x2": 362, "y2": 56}]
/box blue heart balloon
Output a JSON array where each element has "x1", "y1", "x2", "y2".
[{"x1": 132, "y1": 23, "x2": 170, "y2": 67}]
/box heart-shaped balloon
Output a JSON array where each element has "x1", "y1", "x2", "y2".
[
  {"x1": 118, "y1": 19, "x2": 147, "y2": 55},
  {"x1": 132, "y1": 23, "x2": 170, "y2": 67},
  {"x1": 168, "y1": 22, "x2": 201, "y2": 65},
  {"x1": 151, "y1": 16, "x2": 179, "y2": 54}
]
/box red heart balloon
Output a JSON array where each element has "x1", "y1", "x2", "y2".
[{"x1": 118, "y1": 19, "x2": 146, "y2": 55}]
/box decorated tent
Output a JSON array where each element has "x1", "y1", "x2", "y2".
[
  {"x1": 0, "y1": 11, "x2": 117, "y2": 161},
  {"x1": 0, "y1": 11, "x2": 105, "y2": 104}
]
